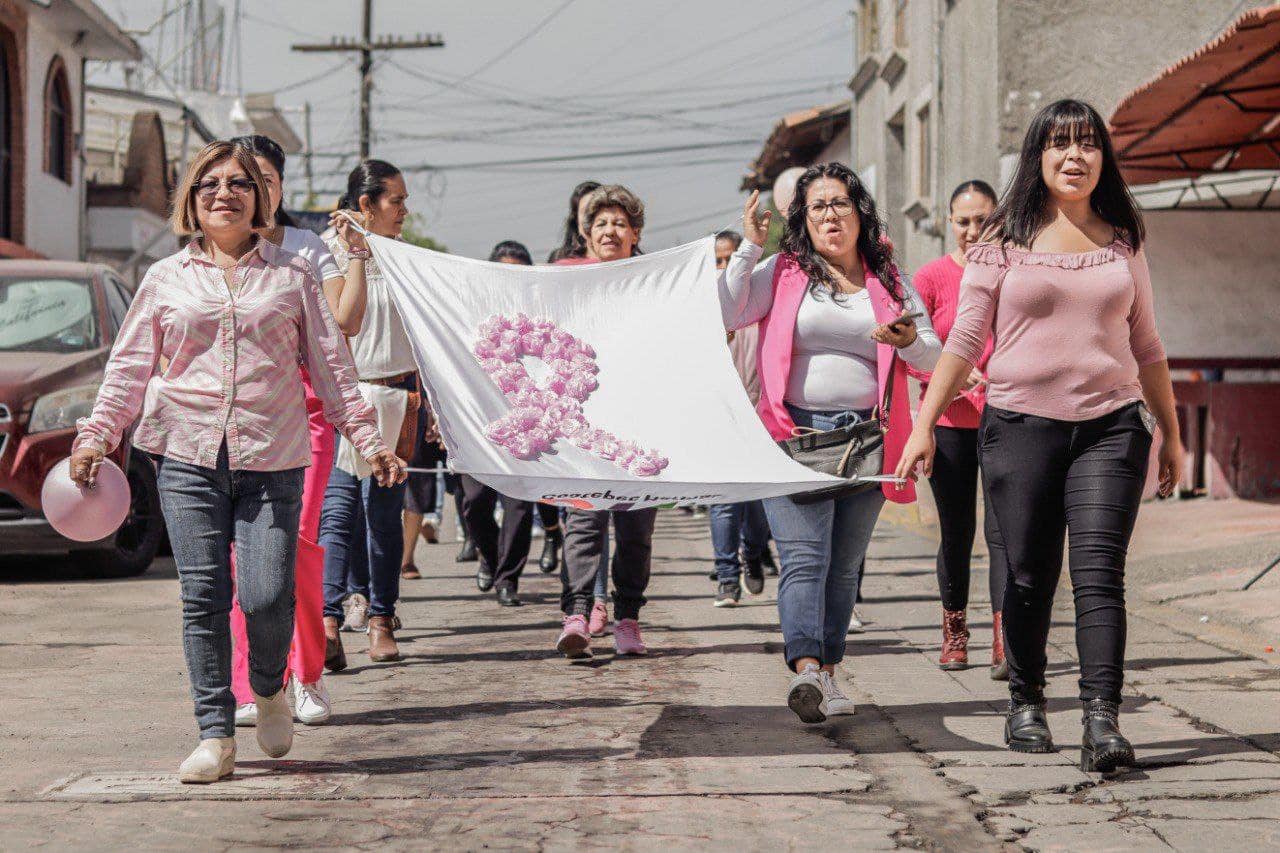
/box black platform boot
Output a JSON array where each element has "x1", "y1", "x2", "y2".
[
  {"x1": 539, "y1": 526, "x2": 562, "y2": 574},
  {"x1": 1080, "y1": 699, "x2": 1134, "y2": 773},
  {"x1": 1004, "y1": 697, "x2": 1054, "y2": 753}
]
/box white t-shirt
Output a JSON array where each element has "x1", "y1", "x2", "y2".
[{"x1": 280, "y1": 226, "x2": 342, "y2": 283}]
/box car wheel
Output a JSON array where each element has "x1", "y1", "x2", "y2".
[{"x1": 71, "y1": 455, "x2": 165, "y2": 578}]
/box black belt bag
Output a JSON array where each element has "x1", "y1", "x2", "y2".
[{"x1": 777, "y1": 353, "x2": 896, "y2": 505}]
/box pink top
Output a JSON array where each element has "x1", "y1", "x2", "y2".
[
  {"x1": 74, "y1": 238, "x2": 384, "y2": 471},
  {"x1": 944, "y1": 240, "x2": 1166, "y2": 422},
  {"x1": 906, "y1": 254, "x2": 993, "y2": 429}
]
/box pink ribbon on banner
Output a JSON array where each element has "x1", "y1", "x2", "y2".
[{"x1": 473, "y1": 313, "x2": 669, "y2": 477}]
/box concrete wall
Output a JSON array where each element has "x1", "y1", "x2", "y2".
[
  {"x1": 1144, "y1": 210, "x2": 1280, "y2": 360},
  {"x1": 23, "y1": 14, "x2": 83, "y2": 261},
  {"x1": 996, "y1": 1, "x2": 1274, "y2": 152}
]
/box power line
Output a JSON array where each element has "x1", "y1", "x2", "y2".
[
  {"x1": 424, "y1": 0, "x2": 577, "y2": 95},
  {"x1": 273, "y1": 56, "x2": 357, "y2": 95},
  {"x1": 394, "y1": 139, "x2": 759, "y2": 173}
]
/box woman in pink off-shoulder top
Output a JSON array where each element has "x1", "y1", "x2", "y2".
[
  {"x1": 897, "y1": 100, "x2": 1183, "y2": 773},
  {"x1": 68, "y1": 140, "x2": 404, "y2": 784}
]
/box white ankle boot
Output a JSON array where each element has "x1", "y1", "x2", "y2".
[
  {"x1": 178, "y1": 737, "x2": 236, "y2": 783},
  {"x1": 253, "y1": 689, "x2": 294, "y2": 758}
]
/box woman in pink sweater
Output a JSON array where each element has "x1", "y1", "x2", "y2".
[
  {"x1": 897, "y1": 100, "x2": 1182, "y2": 773},
  {"x1": 907, "y1": 179, "x2": 1006, "y2": 679}
]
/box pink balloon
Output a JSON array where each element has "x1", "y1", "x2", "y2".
[{"x1": 41, "y1": 457, "x2": 131, "y2": 542}]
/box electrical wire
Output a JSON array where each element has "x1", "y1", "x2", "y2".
[{"x1": 424, "y1": 0, "x2": 579, "y2": 94}]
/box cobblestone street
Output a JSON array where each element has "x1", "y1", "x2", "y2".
[{"x1": 2, "y1": 505, "x2": 1278, "y2": 850}]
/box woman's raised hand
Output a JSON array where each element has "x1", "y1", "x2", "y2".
[
  {"x1": 329, "y1": 210, "x2": 369, "y2": 253},
  {"x1": 743, "y1": 190, "x2": 771, "y2": 247}
]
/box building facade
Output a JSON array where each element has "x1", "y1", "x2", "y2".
[
  {"x1": 0, "y1": 0, "x2": 139, "y2": 261},
  {"x1": 850, "y1": 0, "x2": 1276, "y2": 269},
  {"x1": 850, "y1": 0, "x2": 1280, "y2": 500}
]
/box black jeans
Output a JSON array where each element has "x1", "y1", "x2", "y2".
[
  {"x1": 930, "y1": 426, "x2": 1006, "y2": 613},
  {"x1": 561, "y1": 508, "x2": 658, "y2": 620},
  {"x1": 460, "y1": 475, "x2": 533, "y2": 590},
  {"x1": 980, "y1": 403, "x2": 1152, "y2": 705}
]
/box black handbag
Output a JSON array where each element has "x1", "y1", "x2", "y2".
[{"x1": 777, "y1": 353, "x2": 896, "y2": 505}]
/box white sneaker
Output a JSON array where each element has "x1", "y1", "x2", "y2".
[
  {"x1": 292, "y1": 675, "x2": 331, "y2": 725},
  {"x1": 234, "y1": 703, "x2": 257, "y2": 727},
  {"x1": 178, "y1": 737, "x2": 235, "y2": 784},
  {"x1": 818, "y1": 670, "x2": 856, "y2": 716},
  {"x1": 786, "y1": 663, "x2": 828, "y2": 723},
  {"x1": 252, "y1": 689, "x2": 294, "y2": 758},
  {"x1": 342, "y1": 593, "x2": 369, "y2": 633},
  {"x1": 849, "y1": 608, "x2": 866, "y2": 633}
]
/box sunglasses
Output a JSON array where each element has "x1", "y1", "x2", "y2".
[{"x1": 196, "y1": 177, "x2": 256, "y2": 199}]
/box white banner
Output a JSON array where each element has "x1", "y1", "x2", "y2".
[{"x1": 371, "y1": 234, "x2": 838, "y2": 510}]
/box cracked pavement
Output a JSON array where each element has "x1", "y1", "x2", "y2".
[{"x1": 1, "y1": 505, "x2": 1278, "y2": 850}]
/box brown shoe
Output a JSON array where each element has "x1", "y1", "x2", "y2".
[
  {"x1": 323, "y1": 616, "x2": 347, "y2": 673},
  {"x1": 368, "y1": 615, "x2": 401, "y2": 662},
  {"x1": 401, "y1": 563, "x2": 422, "y2": 580},
  {"x1": 991, "y1": 610, "x2": 1009, "y2": 681},
  {"x1": 940, "y1": 609, "x2": 970, "y2": 670}
]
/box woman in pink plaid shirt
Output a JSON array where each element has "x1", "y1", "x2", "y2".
[{"x1": 69, "y1": 140, "x2": 405, "y2": 784}]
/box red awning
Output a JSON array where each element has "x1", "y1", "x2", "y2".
[{"x1": 1110, "y1": 4, "x2": 1280, "y2": 184}]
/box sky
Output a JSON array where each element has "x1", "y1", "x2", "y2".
[{"x1": 94, "y1": 0, "x2": 854, "y2": 259}]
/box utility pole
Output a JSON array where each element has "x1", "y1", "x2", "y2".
[
  {"x1": 303, "y1": 101, "x2": 314, "y2": 203},
  {"x1": 291, "y1": 1, "x2": 444, "y2": 159}
]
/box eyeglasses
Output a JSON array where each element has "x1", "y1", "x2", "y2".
[
  {"x1": 806, "y1": 197, "x2": 856, "y2": 221},
  {"x1": 195, "y1": 177, "x2": 256, "y2": 199}
]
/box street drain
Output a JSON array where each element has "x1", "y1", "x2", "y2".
[{"x1": 43, "y1": 767, "x2": 369, "y2": 802}]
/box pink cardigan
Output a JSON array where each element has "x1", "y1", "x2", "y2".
[{"x1": 756, "y1": 253, "x2": 916, "y2": 504}]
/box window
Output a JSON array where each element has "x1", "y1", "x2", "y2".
[
  {"x1": 0, "y1": 32, "x2": 11, "y2": 238},
  {"x1": 859, "y1": 0, "x2": 880, "y2": 55},
  {"x1": 103, "y1": 277, "x2": 130, "y2": 333},
  {"x1": 894, "y1": 0, "x2": 909, "y2": 50},
  {"x1": 916, "y1": 104, "x2": 932, "y2": 198},
  {"x1": 44, "y1": 58, "x2": 72, "y2": 184}
]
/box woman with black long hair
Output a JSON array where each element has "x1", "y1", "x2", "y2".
[
  {"x1": 318, "y1": 159, "x2": 417, "y2": 665},
  {"x1": 721, "y1": 163, "x2": 941, "y2": 724},
  {"x1": 905, "y1": 179, "x2": 1007, "y2": 679},
  {"x1": 898, "y1": 99, "x2": 1182, "y2": 772}
]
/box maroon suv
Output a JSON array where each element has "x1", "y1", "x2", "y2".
[{"x1": 0, "y1": 260, "x2": 165, "y2": 576}]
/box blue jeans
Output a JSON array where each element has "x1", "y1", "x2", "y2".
[
  {"x1": 319, "y1": 461, "x2": 406, "y2": 620},
  {"x1": 764, "y1": 405, "x2": 886, "y2": 669},
  {"x1": 710, "y1": 500, "x2": 770, "y2": 583},
  {"x1": 156, "y1": 444, "x2": 304, "y2": 739}
]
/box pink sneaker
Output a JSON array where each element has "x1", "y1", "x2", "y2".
[
  {"x1": 588, "y1": 601, "x2": 609, "y2": 637},
  {"x1": 556, "y1": 614, "x2": 592, "y2": 659},
  {"x1": 614, "y1": 618, "x2": 648, "y2": 656}
]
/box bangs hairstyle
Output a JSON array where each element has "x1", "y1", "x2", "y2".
[
  {"x1": 581, "y1": 185, "x2": 646, "y2": 234},
  {"x1": 780, "y1": 162, "x2": 903, "y2": 304},
  {"x1": 982, "y1": 98, "x2": 1144, "y2": 251},
  {"x1": 170, "y1": 140, "x2": 270, "y2": 237}
]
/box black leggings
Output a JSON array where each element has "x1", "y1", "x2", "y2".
[
  {"x1": 980, "y1": 403, "x2": 1152, "y2": 705},
  {"x1": 930, "y1": 426, "x2": 1006, "y2": 613}
]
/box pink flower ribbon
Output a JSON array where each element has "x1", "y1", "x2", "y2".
[{"x1": 474, "y1": 313, "x2": 669, "y2": 477}]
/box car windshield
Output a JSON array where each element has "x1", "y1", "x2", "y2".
[{"x1": 0, "y1": 277, "x2": 99, "y2": 353}]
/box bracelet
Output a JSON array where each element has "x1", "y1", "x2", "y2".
[{"x1": 347, "y1": 247, "x2": 371, "y2": 260}]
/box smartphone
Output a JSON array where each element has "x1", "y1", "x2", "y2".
[{"x1": 887, "y1": 311, "x2": 924, "y2": 330}]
